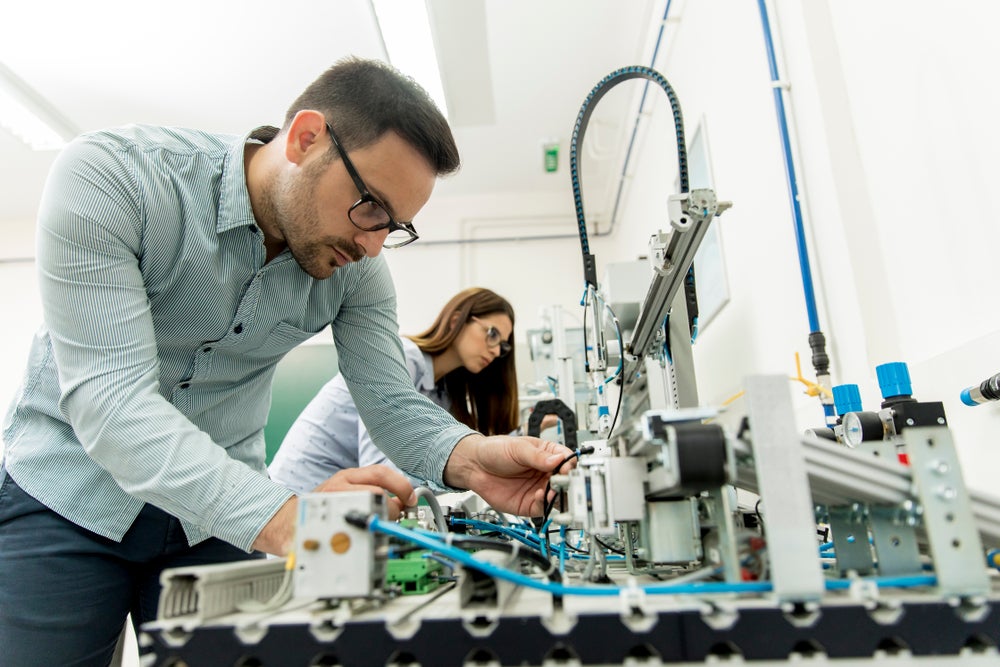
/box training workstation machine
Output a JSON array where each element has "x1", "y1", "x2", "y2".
[{"x1": 143, "y1": 69, "x2": 1000, "y2": 666}]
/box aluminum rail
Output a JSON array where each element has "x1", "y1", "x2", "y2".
[
  {"x1": 732, "y1": 434, "x2": 1000, "y2": 547},
  {"x1": 625, "y1": 193, "x2": 719, "y2": 368}
]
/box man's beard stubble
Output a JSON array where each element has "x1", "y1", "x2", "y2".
[{"x1": 262, "y1": 160, "x2": 362, "y2": 279}]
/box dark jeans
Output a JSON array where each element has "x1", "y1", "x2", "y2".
[{"x1": 0, "y1": 465, "x2": 261, "y2": 666}]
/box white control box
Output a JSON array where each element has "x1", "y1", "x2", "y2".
[{"x1": 293, "y1": 491, "x2": 387, "y2": 600}]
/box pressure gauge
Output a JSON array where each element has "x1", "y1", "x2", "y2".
[{"x1": 841, "y1": 411, "x2": 884, "y2": 448}]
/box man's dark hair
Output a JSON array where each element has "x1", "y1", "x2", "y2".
[{"x1": 285, "y1": 57, "x2": 460, "y2": 176}]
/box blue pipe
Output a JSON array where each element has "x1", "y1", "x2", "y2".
[
  {"x1": 755, "y1": 0, "x2": 822, "y2": 334},
  {"x1": 609, "y1": 0, "x2": 825, "y2": 340}
]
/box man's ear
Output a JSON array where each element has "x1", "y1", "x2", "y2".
[{"x1": 284, "y1": 110, "x2": 327, "y2": 165}]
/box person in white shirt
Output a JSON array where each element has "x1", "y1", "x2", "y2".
[{"x1": 270, "y1": 287, "x2": 522, "y2": 494}]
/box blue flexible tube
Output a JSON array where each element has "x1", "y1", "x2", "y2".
[
  {"x1": 373, "y1": 516, "x2": 770, "y2": 595},
  {"x1": 370, "y1": 516, "x2": 938, "y2": 597},
  {"x1": 755, "y1": 0, "x2": 821, "y2": 334}
]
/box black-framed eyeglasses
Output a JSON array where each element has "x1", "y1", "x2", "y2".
[
  {"x1": 471, "y1": 317, "x2": 512, "y2": 357},
  {"x1": 325, "y1": 122, "x2": 419, "y2": 249}
]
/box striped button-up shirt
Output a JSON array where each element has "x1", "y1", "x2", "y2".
[{"x1": 1, "y1": 124, "x2": 474, "y2": 551}]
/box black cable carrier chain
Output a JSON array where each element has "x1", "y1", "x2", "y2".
[{"x1": 569, "y1": 66, "x2": 689, "y2": 287}]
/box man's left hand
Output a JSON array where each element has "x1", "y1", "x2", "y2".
[{"x1": 443, "y1": 434, "x2": 576, "y2": 516}]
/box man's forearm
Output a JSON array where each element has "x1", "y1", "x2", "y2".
[
  {"x1": 442, "y1": 433, "x2": 486, "y2": 490},
  {"x1": 252, "y1": 496, "x2": 298, "y2": 556}
]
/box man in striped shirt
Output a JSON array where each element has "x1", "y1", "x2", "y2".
[{"x1": 0, "y1": 57, "x2": 573, "y2": 665}]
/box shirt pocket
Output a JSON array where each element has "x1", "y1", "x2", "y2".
[{"x1": 241, "y1": 321, "x2": 323, "y2": 364}]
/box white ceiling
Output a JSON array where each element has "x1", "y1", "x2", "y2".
[{"x1": 0, "y1": 0, "x2": 654, "y2": 228}]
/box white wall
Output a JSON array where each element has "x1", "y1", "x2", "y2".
[
  {"x1": 818, "y1": 0, "x2": 1000, "y2": 490},
  {"x1": 383, "y1": 190, "x2": 586, "y2": 336},
  {"x1": 0, "y1": 224, "x2": 41, "y2": 424}
]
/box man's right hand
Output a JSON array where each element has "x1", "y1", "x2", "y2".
[
  {"x1": 311, "y1": 464, "x2": 417, "y2": 518},
  {"x1": 253, "y1": 464, "x2": 417, "y2": 556}
]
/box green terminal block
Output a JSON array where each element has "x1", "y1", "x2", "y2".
[{"x1": 386, "y1": 550, "x2": 444, "y2": 595}]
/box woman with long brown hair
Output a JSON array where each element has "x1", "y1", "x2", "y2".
[{"x1": 270, "y1": 287, "x2": 519, "y2": 494}]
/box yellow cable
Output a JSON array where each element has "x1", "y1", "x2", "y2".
[
  {"x1": 720, "y1": 390, "x2": 745, "y2": 406},
  {"x1": 717, "y1": 352, "x2": 833, "y2": 411},
  {"x1": 791, "y1": 351, "x2": 832, "y2": 399}
]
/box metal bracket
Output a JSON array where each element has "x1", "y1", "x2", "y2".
[
  {"x1": 904, "y1": 426, "x2": 989, "y2": 596},
  {"x1": 828, "y1": 504, "x2": 874, "y2": 576},
  {"x1": 868, "y1": 505, "x2": 922, "y2": 577},
  {"x1": 745, "y1": 375, "x2": 825, "y2": 601}
]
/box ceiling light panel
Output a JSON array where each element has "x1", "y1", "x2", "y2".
[{"x1": 371, "y1": 0, "x2": 449, "y2": 117}]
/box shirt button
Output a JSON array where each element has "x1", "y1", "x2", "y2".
[{"x1": 233, "y1": 323, "x2": 243, "y2": 334}]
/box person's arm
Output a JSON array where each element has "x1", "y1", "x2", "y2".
[
  {"x1": 355, "y1": 337, "x2": 420, "y2": 470},
  {"x1": 269, "y1": 375, "x2": 362, "y2": 495},
  {"x1": 354, "y1": 353, "x2": 454, "y2": 493},
  {"x1": 333, "y1": 259, "x2": 474, "y2": 487},
  {"x1": 356, "y1": 420, "x2": 390, "y2": 468},
  {"x1": 37, "y1": 135, "x2": 290, "y2": 551}
]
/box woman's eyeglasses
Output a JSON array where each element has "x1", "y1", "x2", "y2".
[{"x1": 470, "y1": 317, "x2": 512, "y2": 357}]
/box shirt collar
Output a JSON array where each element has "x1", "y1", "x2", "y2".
[{"x1": 217, "y1": 125, "x2": 279, "y2": 234}]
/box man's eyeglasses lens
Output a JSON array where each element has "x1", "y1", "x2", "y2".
[
  {"x1": 349, "y1": 200, "x2": 390, "y2": 229},
  {"x1": 385, "y1": 227, "x2": 416, "y2": 247},
  {"x1": 347, "y1": 200, "x2": 415, "y2": 248}
]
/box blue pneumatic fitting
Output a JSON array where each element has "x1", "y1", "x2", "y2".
[
  {"x1": 832, "y1": 384, "x2": 862, "y2": 416},
  {"x1": 876, "y1": 362, "x2": 912, "y2": 400},
  {"x1": 961, "y1": 387, "x2": 977, "y2": 406},
  {"x1": 961, "y1": 372, "x2": 1000, "y2": 406},
  {"x1": 598, "y1": 405, "x2": 610, "y2": 417}
]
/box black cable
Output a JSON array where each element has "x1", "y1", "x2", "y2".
[
  {"x1": 606, "y1": 374, "x2": 625, "y2": 441},
  {"x1": 597, "y1": 296, "x2": 625, "y2": 440},
  {"x1": 684, "y1": 266, "x2": 699, "y2": 338},
  {"x1": 541, "y1": 446, "x2": 594, "y2": 523},
  {"x1": 445, "y1": 534, "x2": 562, "y2": 584},
  {"x1": 546, "y1": 537, "x2": 590, "y2": 556},
  {"x1": 593, "y1": 535, "x2": 626, "y2": 556},
  {"x1": 537, "y1": 445, "x2": 597, "y2": 559}
]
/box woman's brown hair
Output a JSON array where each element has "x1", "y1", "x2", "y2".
[{"x1": 407, "y1": 287, "x2": 518, "y2": 435}]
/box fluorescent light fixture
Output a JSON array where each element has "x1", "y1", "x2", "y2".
[
  {"x1": 0, "y1": 62, "x2": 78, "y2": 151},
  {"x1": 370, "y1": 0, "x2": 449, "y2": 118}
]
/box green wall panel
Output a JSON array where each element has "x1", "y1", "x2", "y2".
[{"x1": 264, "y1": 343, "x2": 338, "y2": 465}]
